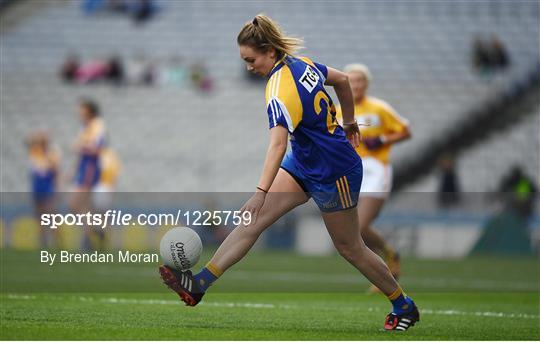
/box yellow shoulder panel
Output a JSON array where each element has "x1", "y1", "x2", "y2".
[
  {"x1": 265, "y1": 72, "x2": 279, "y2": 105},
  {"x1": 369, "y1": 96, "x2": 409, "y2": 126},
  {"x1": 299, "y1": 56, "x2": 315, "y2": 67},
  {"x1": 275, "y1": 66, "x2": 303, "y2": 130}
]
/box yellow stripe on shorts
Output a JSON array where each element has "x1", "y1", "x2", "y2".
[
  {"x1": 343, "y1": 176, "x2": 353, "y2": 207},
  {"x1": 335, "y1": 179, "x2": 347, "y2": 209},
  {"x1": 338, "y1": 177, "x2": 350, "y2": 208}
]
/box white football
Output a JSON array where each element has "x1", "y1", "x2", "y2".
[{"x1": 159, "y1": 227, "x2": 202, "y2": 271}]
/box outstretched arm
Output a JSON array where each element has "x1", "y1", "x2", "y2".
[
  {"x1": 257, "y1": 125, "x2": 289, "y2": 192},
  {"x1": 241, "y1": 125, "x2": 288, "y2": 223},
  {"x1": 383, "y1": 127, "x2": 411, "y2": 145},
  {"x1": 363, "y1": 127, "x2": 411, "y2": 151}
]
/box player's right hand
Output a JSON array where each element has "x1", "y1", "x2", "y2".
[{"x1": 342, "y1": 121, "x2": 361, "y2": 148}]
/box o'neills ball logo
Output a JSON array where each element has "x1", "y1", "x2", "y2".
[{"x1": 170, "y1": 242, "x2": 191, "y2": 269}]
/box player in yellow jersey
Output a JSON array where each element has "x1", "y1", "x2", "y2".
[
  {"x1": 94, "y1": 145, "x2": 121, "y2": 210},
  {"x1": 337, "y1": 64, "x2": 411, "y2": 290},
  {"x1": 159, "y1": 14, "x2": 419, "y2": 331},
  {"x1": 89, "y1": 144, "x2": 121, "y2": 250}
]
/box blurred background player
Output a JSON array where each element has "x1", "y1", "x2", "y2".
[
  {"x1": 93, "y1": 142, "x2": 121, "y2": 211},
  {"x1": 159, "y1": 14, "x2": 419, "y2": 331},
  {"x1": 92, "y1": 141, "x2": 121, "y2": 248},
  {"x1": 70, "y1": 99, "x2": 106, "y2": 250},
  {"x1": 72, "y1": 99, "x2": 105, "y2": 192},
  {"x1": 27, "y1": 130, "x2": 60, "y2": 247},
  {"x1": 337, "y1": 64, "x2": 411, "y2": 292}
]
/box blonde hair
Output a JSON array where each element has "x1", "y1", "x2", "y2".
[
  {"x1": 237, "y1": 14, "x2": 303, "y2": 60},
  {"x1": 344, "y1": 63, "x2": 372, "y2": 82}
]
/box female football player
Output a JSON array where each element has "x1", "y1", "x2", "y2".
[
  {"x1": 72, "y1": 99, "x2": 105, "y2": 192},
  {"x1": 159, "y1": 14, "x2": 419, "y2": 331},
  {"x1": 338, "y1": 64, "x2": 411, "y2": 292},
  {"x1": 70, "y1": 99, "x2": 106, "y2": 250},
  {"x1": 27, "y1": 130, "x2": 60, "y2": 247}
]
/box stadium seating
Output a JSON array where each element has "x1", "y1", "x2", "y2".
[
  {"x1": 404, "y1": 104, "x2": 540, "y2": 192},
  {"x1": 2, "y1": 0, "x2": 539, "y2": 192}
]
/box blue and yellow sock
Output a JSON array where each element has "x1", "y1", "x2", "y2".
[
  {"x1": 388, "y1": 286, "x2": 413, "y2": 315},
  {"x1": 193, "y1": 262, "x2": 223, "y2": 292}
]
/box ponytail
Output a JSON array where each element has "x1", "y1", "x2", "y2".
[{"x1": 237, "y1": 14, "x2": 303, "y2": 60}]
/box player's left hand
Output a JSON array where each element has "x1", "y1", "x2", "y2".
[
  {"x1": 363, "y1": 136, "x2": 384, "y2": 150},
  {"x1": 240, "y1": 191, "x2": 266, "y2": 226},
  {"x1": 343, "y1": 121, "x2": 361, "y2": 148}
]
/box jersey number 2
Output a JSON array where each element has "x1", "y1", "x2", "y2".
[{"x1": 314, "y1": 90, "x2": 338, "y2": 134}]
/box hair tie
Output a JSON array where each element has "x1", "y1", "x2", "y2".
[{"x1": 252, "y1": 17, "x2": 258, "y2": 26}]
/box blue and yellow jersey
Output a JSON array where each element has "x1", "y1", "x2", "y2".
[
  {"x1": 28, "y1": 145, "x2": 59, "y2": 196},
  {"x1": 74, "y1": 117, "x2": 105, "y2": 187},
  {"x1": 337, "y1": 96, "x2": 409, "y2": 164},
  {"x1": 265, "y1": 56, "x2": 361, "y2": 182},
  {"x1": 76, "y1": 117, "x2": 106, "y2": 155}
]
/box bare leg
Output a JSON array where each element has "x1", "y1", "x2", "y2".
[
  {"x1": 209, "y1": 169, "x2": 309, "y2": 272},
  {"x1": 357, "y1": 196, "x2": 388, "y2": 255},
  {"x1": 322, "y1": 207, "x2": 399, "y2": 295},
  {"x1": 70, "y1": 189, "x2": 94, "y2": 250},
  {"x1": 35, "y1": 199, "x2": 59, "y2": 248}
]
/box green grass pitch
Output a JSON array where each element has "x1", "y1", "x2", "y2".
[{"x1": 1, "y1": 250, "x2": 539, "y2": 340}]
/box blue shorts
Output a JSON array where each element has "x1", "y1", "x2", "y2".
[
  {"x1": 280, "y1": 153, "x2": 363, "y2": 212},
  {"x1": 74, "y1": 156, "x2": 101, "y2": 188}
]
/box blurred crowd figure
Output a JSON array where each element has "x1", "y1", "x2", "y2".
[
  {"x1": 472, "y1": 34, "x2": 510, "y2": 77},
  {"x1": 82, "y1": 0, "x2": 158, "y2": 24},
  {"x1": 126, "y1": 54, "x2": 156, "y2": 85},
  {"x1": 472, "y1": 165, "x2": 537, "y2": 256},
  {"x1": 60, "y1": 54, "x2": 214, "y2": 93},
  {"x1": 61, "y1": 55, "x2": 125, "y2": 86},
  {"x1": 189, "y1": 62, "x2": 214, "y2": 93},
  {"x1": 497, "y1": 165, "x2": 537, "y2": 220},
  {"x1": 60, "y1": 55, "x2": 80, "y2": 82},
  {"x1": 437, "y1": 153, "x2": 461, "y2": 208}
]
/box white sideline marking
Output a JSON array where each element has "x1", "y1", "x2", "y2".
[
  {"x1": 95, "y1": 267, "x2": 539, "y2": 291},
  {"x1": 201, "y1": 301, "x2": 292, "y2": 309},
  {"x1": 423, "y1": 308, "x2": 540, "y2": 319},
  {"x1": 4, "y1": 294, "x2": 539, "y2": 319},
  {"x1": 367, "y1": 306, "x2": 540, "y2": 320},
  {"x1": 6, "y1": 294, "x2": 36, "y2": 300},
  {"x1": 99, "y1": 297, "x2": 291, "y2": 309},
  {"x1": 5, "y1": 294, "x2": 292, "y2": 309},
  {"x1": 101, "y1": 297, "x2": 179, "y2": 305}
]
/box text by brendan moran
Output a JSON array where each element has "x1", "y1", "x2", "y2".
[{"x1": 40, "y1": 250, "x2": 159, "y2": 266}]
